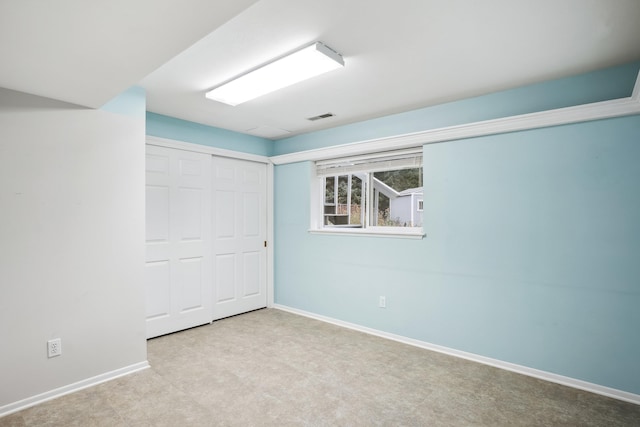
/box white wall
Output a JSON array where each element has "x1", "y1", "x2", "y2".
[{"x1": 0, "y1": 88, "x2": 147, "y2": 410}]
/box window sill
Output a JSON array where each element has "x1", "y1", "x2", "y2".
[{"x1": 309, "y1": 227, "x2": 425, "y2": 239}]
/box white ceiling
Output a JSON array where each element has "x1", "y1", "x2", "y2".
[
  {"x1": 0, "y1": 0, "x2": 258, "y2": 108},
  {"x1": 2, "y1": 0, "x2": 639, "y2": 140}
]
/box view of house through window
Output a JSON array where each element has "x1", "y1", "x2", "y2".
[
  {"x1": 373, "y1": 168, "x2": 422, "y2": 227},
  {"x1": 322, "y1": 167, "x2": 422, "y2": 228},
  {"x1": 315, "y1": 148, "x2": 423, "y2": 234}
]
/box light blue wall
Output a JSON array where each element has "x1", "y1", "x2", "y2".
[
  {"x1": 146, "y1": 112, "x2": 274, "y2": 156},
  {"x1": 101, "y1": 86, "x2": 147, "y2": 118},
  {"x1": 273, "y1": 62, "x2": 640, "y2": 155},
  {"x1": 273, "y1": 63, "x2": 640, "y2": 395}
]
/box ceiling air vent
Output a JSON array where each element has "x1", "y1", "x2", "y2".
[{"x1": 307, "y1": 112, "x2": 335, "y2": 121}]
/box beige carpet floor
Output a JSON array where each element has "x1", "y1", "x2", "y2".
[{"x1": 2, "y1": 308, "x2": 639, "y2": 426}]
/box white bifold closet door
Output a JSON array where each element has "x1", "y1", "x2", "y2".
[
  {"x1": 211, "y1": 156, "x2": 267, "y2": 321},
  {"x1": 145, "y1": 145, "x2": 268, "y2": 338},
  {"x1": 145, "y1": 145, "x2": 212, "y2": 339}
]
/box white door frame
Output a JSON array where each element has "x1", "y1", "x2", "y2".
[{"x1": 146, "y1": 135, "x2": 274, "y2": 308}]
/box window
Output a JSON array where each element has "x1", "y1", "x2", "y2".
[{"x1": 312, "y1": 148, "x2": 424, "y2": 238}]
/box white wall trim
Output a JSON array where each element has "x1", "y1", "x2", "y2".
[
  {"x1": 0, "y1": 361, "x2": 150, "y2": 418},
  {"x1": 273, "y1": 304, "x2": 640, "y2": 406},
  {"x1": 270, "y1": 73, "x2": 640, "y2": 165},
  {"x1": 308, "y1": 228, "x2": 425, "y2": 239},
  {"x1": 266, "y1": 162, "x2": 275, "y2": 308},
  {"x1": 146, "y1": 135, "x2": 270, "y2": 164}
]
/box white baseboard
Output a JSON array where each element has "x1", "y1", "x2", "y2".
[
  {"x1": 0, "y1": 361, "x2": 150, "y2": 417},
  {"x1": 273, "y1": 304, "x2": 640, "y2": 406}
]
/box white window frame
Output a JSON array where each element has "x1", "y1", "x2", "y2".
[{"x1": 310, "y1": 148, "x2": 425, "y2": 239}]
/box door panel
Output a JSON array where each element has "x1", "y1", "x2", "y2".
[
  {"x1": 178, "y1": 256, "x2": 204, "y2": 311},
  {"x1": 145, "y1": 260, "x2": 170, "y2": 319},
  {"x1": 215, "y1": 254, "x2": 236, "y2": 302},
  {"x1": 243, "y1": 192, "x2": 260, "y2": 236},
  {"x1": 177, "y1": 188, "x2": 203, "y2": 240},
  {"x1": 243, "y1": 251, "x2": 261, "y2": 296},
  {"x1": 212, "y1": 157, "x2": 267, "y2": 320},
  {"x1": 145, "y1": 145, "x2": 212, "y2": 338},
  {"x1": 215, "y1": 190, "x2": 236, "y2": 238},
  {"x1": 145, "y1": 186, "x2": 169, "y2": 242}
]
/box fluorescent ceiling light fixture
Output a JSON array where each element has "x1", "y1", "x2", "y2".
[{"x1": 205, "y1": 42, "x2": 344, "y2": 106}]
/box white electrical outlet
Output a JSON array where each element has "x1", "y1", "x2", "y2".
[
  {"x1": 47, "y1": 338, "x2": 62, "y2": 358},
  {"x1": 379, "y1": 296, "x2": 386, "y2": 308}
]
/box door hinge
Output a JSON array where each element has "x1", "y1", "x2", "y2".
[{"x1": 264, "y1": 241, "x2": 267, "y2": 247}]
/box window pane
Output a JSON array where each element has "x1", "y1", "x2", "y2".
[
  {"x1": 373, "y1": 168, "x2": 422, "y2": 192},
  {"x1": 337, "y1": 175, "x2": 348, "y2": 214},
  {"x1": 323, "y1": 174, "x2": 364, "y2": 228},
  {"x1": 350, "y1": 175, "x2": 363, "y2": 226},
  {"x1": 324, "y1": 176, "x2": 335, "y2": 204},
  {"x1": 373, "y1": 168, "x2": 422, "y2": 227}
]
